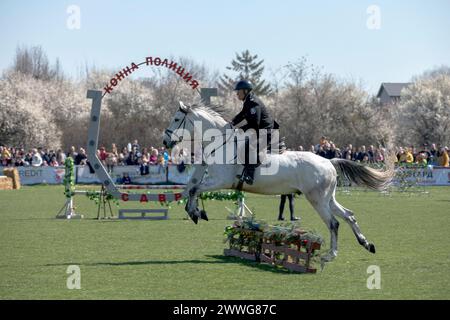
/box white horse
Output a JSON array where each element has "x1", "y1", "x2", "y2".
[{"x1": 163, "y1": 101, "x2": 394, "y2": 262}]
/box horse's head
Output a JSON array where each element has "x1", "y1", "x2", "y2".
[
  {"x1": 163, "y1": 101, "x2": 229, "y2": 149},
  {"x1": 163, "y1": 101, "x2": 193, "y2": 149}
]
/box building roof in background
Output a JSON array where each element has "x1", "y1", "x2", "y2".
[{"x1": 377, "y1": 83, "x2": 412, "y2": 98}]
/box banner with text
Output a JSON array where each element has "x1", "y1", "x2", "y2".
[
  {"x1": 2, "y1": 165, "x2": 450, "y2": 186},
  {"x1": 2, "y1": 166, "x2": 66, "y2": 185},
  {"x1": 393, "y1": 166, "x2": 450, "y2": 186}
]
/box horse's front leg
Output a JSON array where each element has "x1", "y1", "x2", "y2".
[
  {"x1": 185, "y1": 180, "x2": 234, "y2": 224},
  {"x1": 185, "y1": 185, "x2": 211, "y2": 224},
  {"x1": 185, "y1": 186, "x2": 201, "y2": 224},
  {"x1": 184, "y1": 164, "x2": 236, "y2": 224}
]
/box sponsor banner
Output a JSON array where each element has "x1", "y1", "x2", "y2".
[
  {"x1": 168, "y1": 164, "x2": 195, "y2": 184},
  {"x1": 430, "y1": 167, "x2": 450, "y2": 186},
  {"x1": 2, "y1": 166, "x2": 449, "y2": 186},
  {"x1": 0, "y1": 166, "x2": 66, "y2": 185},
  {"x1": 393, "y1": 166, "x2": 450, "y2": 186}
]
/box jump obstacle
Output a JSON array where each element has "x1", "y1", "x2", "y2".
[{"x1": 223, "y1": 220, "x2": 323, "y2": 273}]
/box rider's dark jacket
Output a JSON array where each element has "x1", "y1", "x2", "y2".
[
  {"x1": 231, "y1": 92, "x2": 274, "y2": 132},
  {"x1": 231, "y1": 93, "x2": 275, "y2": 165}
]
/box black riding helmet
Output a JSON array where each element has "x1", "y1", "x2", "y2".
[{"x1": 234, "y1": 80, "x2": 253, "y2": 91}]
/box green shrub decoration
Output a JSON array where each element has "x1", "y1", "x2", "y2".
[{"x1": 63, "y1": 157, "x2": 75, "y2": 199}]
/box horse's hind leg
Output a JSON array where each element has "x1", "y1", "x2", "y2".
[{"x1": 329, "y1": 197, "x2": 376, "y2": 254}]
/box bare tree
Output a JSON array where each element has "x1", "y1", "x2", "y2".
[{"x1": 11, "y1": 45, "x2": 64, "y2": 81}]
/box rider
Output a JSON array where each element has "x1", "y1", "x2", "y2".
[{"x1": 231, "y1": 80, "x2": 274, "y2": 185}]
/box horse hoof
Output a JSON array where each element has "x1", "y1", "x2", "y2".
[
  {"x1": 320, "y1": 254, "x2": 335, "y2": 271},
  {"x1": 368, "y1": 243, "x2": 376, "y2": 254},
  {"x1": 191, "y1": 215, "x2": 198, "y2": 224},
  {"x1": 200, "y1": 210, "x2": 208, "y2": 221}
]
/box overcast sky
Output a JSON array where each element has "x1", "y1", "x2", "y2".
[{"x1": 1, "y1": 0, "x2": 449, "y2": 93}]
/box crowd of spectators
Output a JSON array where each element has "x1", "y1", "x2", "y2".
[
  {"x1": 0, "y1": 146, "x2": 67, "y2": 167},
  {"x1": 298, "y1": 136, "x2": 449, "y2": 167},
  {"x1": 0, "y1": 140, "x2": 186, "y2": 175},
  {"x1": 1, "y1": 137, "x2": 449, "y2": 169},
  {"x1": 99, "y1": 140, "x2": 177, "y2": 175}
]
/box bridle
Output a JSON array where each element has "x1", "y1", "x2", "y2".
[{"x1": 164, "y1": 109, "x2": 191, "y2": 145}]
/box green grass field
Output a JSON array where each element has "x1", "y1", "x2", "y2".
[{"x1": 0, "y1": 185, "x2": 449, "y2": 300}]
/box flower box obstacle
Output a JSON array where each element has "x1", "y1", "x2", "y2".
[
  {"x1": 260, "y1": 231, "x2": 322, "y2": 273},
  {"x1": 224, "y1": 218, "x2": 323, "y2": 273},
  {"x1": 224, "y1": 227, "x2": 264, "y2": 261}
]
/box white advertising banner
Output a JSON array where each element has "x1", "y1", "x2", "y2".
[{"x1": 2, "y1": 166, "x2": 66, "y2": 185}]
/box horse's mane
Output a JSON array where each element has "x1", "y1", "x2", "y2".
[{"x1": 189, "y1": 98, "x2": 230, "y2": 124}]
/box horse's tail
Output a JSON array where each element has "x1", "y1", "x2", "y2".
[{"x1": 330, "y1": 158, "x2": 394, "y2": 191}]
